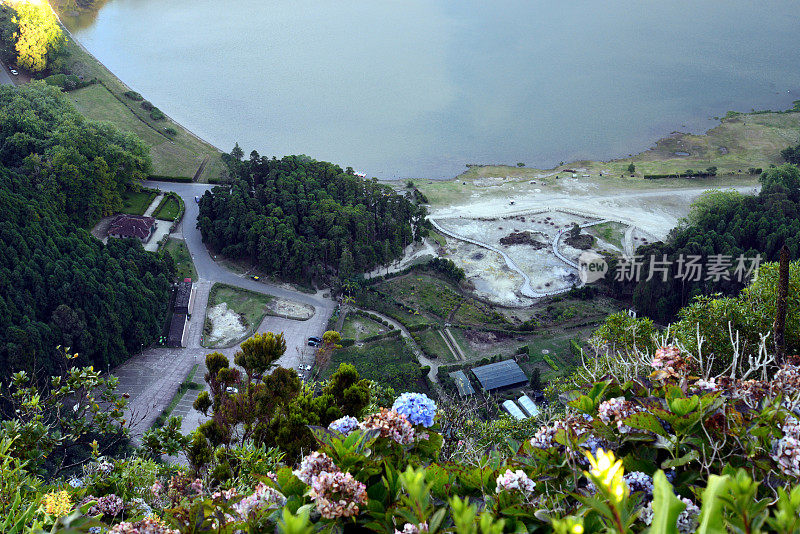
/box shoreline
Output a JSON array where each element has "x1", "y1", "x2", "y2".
[{"x1": 45, "y1": 2, "x2": 799, "y2": 186}]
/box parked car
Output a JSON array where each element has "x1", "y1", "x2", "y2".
[
  {"x1": 194, "y1": 196, "x2": 199, "y2": 203},
  {"x1": 251, "y1": 275, "x2": 259, "y2": 281},
  {"x1": 225, "y1": 386, "x2": 239, "y2": 394},
  {"x1": 307, "y1": 340, "x2": 319, "y2": 347},
  {"x1": 308, "y1": 336, "x2": 322, "y2": 343}
]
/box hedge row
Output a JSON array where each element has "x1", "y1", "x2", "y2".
[
  {"x1": 45, "y1": 74, "x2": 95, "y2": 91},
  {"x1": 148, "y1": 175, "x2": 193, "y2": 183}
]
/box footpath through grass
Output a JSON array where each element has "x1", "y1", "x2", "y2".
[{"x1": 163, "y1": 238, "x2": 197, "y2": 281}]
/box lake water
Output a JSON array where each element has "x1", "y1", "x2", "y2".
[{"x1": 62, "y1": 0, "x2": 800, "y2": 179}]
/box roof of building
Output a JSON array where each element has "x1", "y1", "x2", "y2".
[
  {"x1": 167, "y1": 313, "x2": 187, "y2": 346},
  {"x1": 471, "y1": 359, "x2": 528, "y2": 391},
  {"x1": 502, "y1": 400, "x2": 527, "y2": 420},
  {"x1": 109, "y1": 215, "x2": 155, "y2": 240},
  {"x1": 448, "y1": 370, "x2": 475, "y2": 396},
  {"x1": 174, "y1": 280, "x2": 193, "y2": 310},
  {"x1": 518, "y1": 394, "x2": 540, "y2": 417}
]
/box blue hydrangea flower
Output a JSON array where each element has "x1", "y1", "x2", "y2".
[
  {"x1": 392, "y1": 392, "x2": 437, "y2": 427},
  {"x1": 328, "y1": 416, "x2": 359, "y2": 434}
]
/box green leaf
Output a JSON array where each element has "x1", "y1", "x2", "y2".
[
  {"x1": 695, "y1": 475, "x2": 730, "y2": 534},
  {"x1": 661, "y1": 449, "x2": 699, "y2": 469},
  {"x1": 668, "y1": 396, "x2": 700, "y2": 417},
  {"x1": 623, "y1": 412, "x2": 669, "y2": 437},
  {"x1": 649, "y1": 471, "x2": 686, "y2": 534}
]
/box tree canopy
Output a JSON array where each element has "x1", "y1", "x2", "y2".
[
  {"x1": 3, "y1": 0, "x2": 65, "y2": 73},
  {"x1": 198, "y1": 150, "x2": 429, "y2": 284},
  {"x1": 615, "y1": 165, "x2": 800, "y2": 323}
]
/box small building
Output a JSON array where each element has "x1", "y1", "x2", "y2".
[
  {"x1": 518, "y1": 394, "x2": 540, "y2": 417},
  {"x1": 471, "y1": 359, "x2": 528, "y2": 392},
  {"x1": 108, "y1": 215, "x2": 155, "y2": 242},
  {"x1": 449, "y1": 370, "x2": 475, "y2": 397},
  {"x1": 502, "y1": 400, "x2": 527, "y2": 420},
  {"x1": 173, "y1": 279, "x2": 196, "y2": 315},
  {"x1": 167, "y1": 313, "x2": 188, "y2": 348}
]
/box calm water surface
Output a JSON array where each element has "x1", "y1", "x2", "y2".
[{"x1": 63, "y1": 0, "x2": 800, "y2": 179}]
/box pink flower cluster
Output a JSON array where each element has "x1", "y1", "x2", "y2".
[
  {"x1": 309, "y1": 471, "x2": 368, "y2": 519},
  {"x1": 108, "y1": 518, "x2": 178, "y2": 534},
  {"x1": 650, "y1": 346, "x2": 694, "y2": 381},
  {"x1": 360, "y1": 408, "x2": 415, "y2": 444},
  {"x1": 495, "y1": 469, "x2": 536, "y2": 494},
  {"x1": 598, "y1": 397, "x2": 645, "y2": 434},
  {"x1": 295, "y1": 451, "x2": 339, "y2": 485},
  {"x1": 395, "y1": 522, "x2": 429, "y2": 534},
  {"x1": 84, "y1": 494, "x2": 124, "y2": 517},
  {"x1": 772, "y1": 416, "x2": 800, "y2": 478}
]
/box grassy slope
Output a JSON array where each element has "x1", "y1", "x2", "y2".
[
  {"x1": 163, "y1": 238, "x2": 197, "y2": 281},
  {"x1": 341, "y1": 315, "x2": 386, "y2": 341},
  {"x1": 56, "y1": 29, "x2": 225, "y2": 182},
  {"x1": 206, "y1": 284, "x2": 272, "y2": 335}
]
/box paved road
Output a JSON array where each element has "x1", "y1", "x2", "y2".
[
  {"x1": 114, "y1": 181, "x2": 335, "y2": 441},
  {"x1": 0, "y1": 59, "x2": 14, "y2": 86}
]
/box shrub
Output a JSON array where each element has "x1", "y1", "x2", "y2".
[
  {"x1": 164, "y1": 127, "x2": 178, "y2": 136},
  {"x1": 123, "y1": 90, "x2": 144, "y2": 101},
  {"x1": 150, "y1": 108, "x2": 166, "y2": 121},
  {"x1": 140, "y1": 100, "x2": 154, "y2": 111}
]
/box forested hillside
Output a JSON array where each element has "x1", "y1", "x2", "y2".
[
  {"x1": 620, "y1": 164, "x2": 800, "y2": 322},
  {"x1": 0, "y1": 82, "x2": 150, "y2": 225},
  {"x1": 198, "y1": 152, "x2": 429, "y2": 283},
  {"x1": 0, "y1": 83, "x2": 171, "y2": 378}
]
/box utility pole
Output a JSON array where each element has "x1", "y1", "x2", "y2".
[{"x1": 774, "y1": 245, "x2": 790, "y2": 365}]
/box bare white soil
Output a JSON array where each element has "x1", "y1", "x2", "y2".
[
  {"x1": 267, "y1": 298, "x2": 315, "y2": 320},
  {"x1": 206, "y1": 303, "x2": 246, "y2": 346}
]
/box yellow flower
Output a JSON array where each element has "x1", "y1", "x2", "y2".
[
  {"x1": 584, "y1": 448, "x2": 627, "y2": 503},
  {"x1": 42, "y1": 490, "x2": 72, "y2": 517},
  {"x1": 571, "y1": 524, "x2": 584, "y2": 534}
]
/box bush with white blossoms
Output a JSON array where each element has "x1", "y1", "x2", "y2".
[
  {"x1": 597, "y1": 397, "x2": 644, "y2": 434},
  {"x1": 772, "y1": 415, "x2": 800, "y2": 478},
  {"x1": 641, "y1": 496, "x2": 700, "y2": 534},
  {"x1": 360, "y1": 408, "x2": 416, "y2": 444},
  {"x1": 392, "y1": 392, "x2": 437, "y2": 427},
  {"x1": 294, "y1": 451, "x2": 339, "y2": 485},
  {"x1": 495, "y1": 469, "x2": 535, "y2": 494}
]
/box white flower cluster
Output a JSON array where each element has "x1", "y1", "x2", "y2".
[
  {"x1": 395, "y1": 522, "x2": 428, "y2": 534},
  {"x1": 641, "y1": 496, "x2": 700, "y2": 533},
  {"x1": 360, "y1": 408, "x2": 415, "y2": 444},
  {"x1": 690, "y1": 378, "x2": 719, "y2": 393},
  {"x1": 232, "y1": 481, "x2": 286, "y2": 520},
  {"x1": 598, "y1": 397, "x2": 644, "y2": 434},
  {"x1": 772, "y1": 416, "x2": 800, "y2": 478},
  {"x1": 495, "y1": 469, "x2": 536, "y2": 494}
]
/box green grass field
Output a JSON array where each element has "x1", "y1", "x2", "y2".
[
  {"x1": 586, "y1": 221, "x2": 627, "y2": 249},
  {"x1": 341, "y1": 314, "x2": 387, "y2": 341},
  {"x1": 329, "y1": 337, "x2": 433, "y2": 396},
  {"x1": 120, "y1": 189, "x2": 157, "y2": 215},
  {"x1": 58, "y1": 32, "x2": 226, "y2": 182},
  {"x1": 413, "y1": 328, "x2": 458, "y2": 362},
  {"x1": 163, "y1": 238, "x2": 197, "y2": 281},
  {"x1": 153, "y1": 195, "x2": 180, "y2": 220}
]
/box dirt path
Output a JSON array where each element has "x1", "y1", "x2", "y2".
[{"x1": 441, "y1": 328, "x2": 466, "y2": 361}]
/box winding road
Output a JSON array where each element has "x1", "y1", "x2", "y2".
[{"x1": 114, "y1": 181, "x2": 335, "y2": 440}]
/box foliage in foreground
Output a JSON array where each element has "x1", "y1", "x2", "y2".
[{"x1": 4, "y1": 334, "x2": 800, "y2": 533}]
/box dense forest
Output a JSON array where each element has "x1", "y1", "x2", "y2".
[
  {"x1": 614, "y1": 164, "x2": 800, "y2": 323},
  {"x1": 0, "y1": 82, "x2": 150, "y2": 225},
  {"x1": 0, "y1": 83, "x2": 172, "y2": 378},
  {"x1": 198, "y1": 151, "x2": 429, "y2": 283}
]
